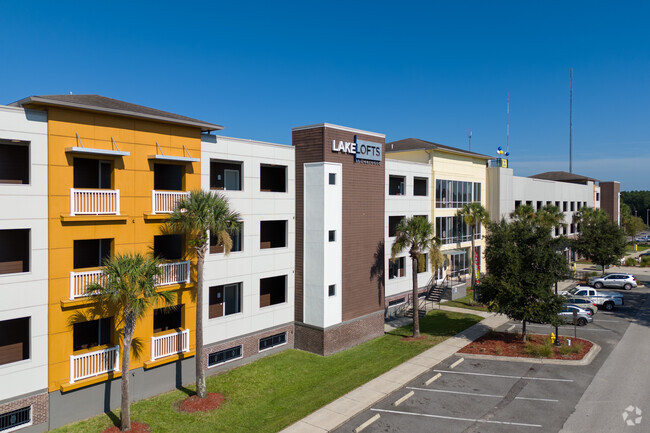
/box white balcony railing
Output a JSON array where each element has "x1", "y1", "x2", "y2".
[
  {"x1": 70, "y1": 345, "x2": 119, "y2": 383},
  {"x1": 151, "y1": 329, "x2": 190, "y2": 361},
  {"x1": 70, "y1": 188, "x2": 120, "y2": 216},
  {"x1": 69, "y1": 270, "x2": 105, "y2": 299},
  {"x1": 151, "y1": 190, "x2": 189, "y2": 214},
  {"x1": 156, "y1": 261, "x2": 190, "y2": 287}
]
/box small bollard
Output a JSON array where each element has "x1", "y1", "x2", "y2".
[{"x1": 567, "y1": 339, "x2": 572, "y2": 346}]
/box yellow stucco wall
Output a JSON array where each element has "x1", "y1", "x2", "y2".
[{"x1": 46, "y1": 107, "x2": 200, "y2": 391}]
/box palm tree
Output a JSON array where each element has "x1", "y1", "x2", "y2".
[
  {"x1": 456, "y1": 203, "x2": 489, "y2": 300},
  {"x1": 167, "y1": 190, "x2": 240, "y2": 399},
  {"x1": 87, "y1": 253, "x2": 173, "y2": 432},
  {"x1": 391, "y1": 216, "x2": 442, "y2": 338}
]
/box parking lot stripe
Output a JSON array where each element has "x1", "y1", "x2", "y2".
[
  {"x1": 432, "y1": 370, "x2": 573, "y2": 382},
  {"x1": 424, "y1": 373, "x2": 441, "y2": 385},
  {"x1": 450, "y1": 358, "x2": 464, "y2": 369},
  {"x1": 393, "y1": 391, "x2": 414, "y2": 406},
  {"x1": 354, "y1": 414, "x2": 380, "y2": 433},
  {"x1": 370, "y1": 408, "x2": 542, "y2": 428},
  {"x1": 507, "y1": 325, "x2": 516, "y2": 331},
  {"x1": 406, "y1": 387, "x2": 559, "y2": 402},
  {"x1": 515, "y1": 396, "x2": 559, "y2": 402}
]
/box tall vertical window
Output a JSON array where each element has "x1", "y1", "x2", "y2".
[
  {"x1": 473, "y1": 183, "x2": 481, "y2": 203},
  {"x1": 328, "y1": 173, "x2": 336, "y2": 185},
  {"x1": 388, "y1": 216, "x2": 404, "y2": 237},
  {"x1": 388, "y1": 257, "x2": 405, "y2": 279}
]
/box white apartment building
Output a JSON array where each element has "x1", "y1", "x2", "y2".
[
  {"x1": 0, "y1": 105, "x2": 49, "y2": 433},
  {"x1": 200, "y1": 134, "x2": 295, "y2": 371}
]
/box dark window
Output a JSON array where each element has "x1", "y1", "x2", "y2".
[
  {"x1": 210, "y1": 160, "x2": 243, "y2": 191},
  {"x1": 0, "y1": 141, "x2": 29, "y2": 184},
  {"x1": 153, "y1": 306, "x2": 182, "y2": 333},
  {"x1": 596, "y1": 193, "x2": 600, "y2": 201},
  {"x1": 473, "y1": 183, "x2": 481, "y2": 203},
  {"x1": 526, "y1": 201, "x2": 533, "y2": 207},
  {"x1": 537, "y1": 201, "x2": 543, "y2": 210},
  {"x1": 328, "y1": 230, "x2": 336, "y2": 242},
  {"x1": 0, "y1": 406, "x2": 31, "y2": 431},
  {"x1": 328, "y1": 284, "x2": 336, "y2": 296},
  {"x1": 389, "y1": 176, "x2": 405, "y2": 195},
  {"x1": 73, "y1": 239, "x2": 112, "y2": 269},
  {"x1": 154, "y1": 234, "x2": 183, "y2": 260},
  {"x1": 153, "y1": 163, "x2": 184, "y2": 191},
  {"x1": 260, "y1": 220, "x2": 287, "y2": 249},
  {"x1": 555, "y1": 201, "x2": 560, "y2": 208},
  {"x1": 0, "y1": 317, "x2": 29, "y2": 365},
  {"x1": 208, "y1": 345, "x2": 242, "y2": 367},
  {"x1": 260, "y1": 275, "x2": 286, "y2": 307},
  {"x1": 570, "y1": 223, "x2": 576, "y2": 234},
  {"x1": 328, "y1": 173, "x2": 336, "y2": 185},
  {"x1": 555, "y1": 226, "x2": 560, "y2": 236},
  {"x1": 388, "y1": 216, "x2": 404, "y2": 237},
  {"x1": 209, "y1": 283, "x2": 242, "y2": 318},
  {"x1": 583, "y1": 201, "x2": 587, "y2": 208},
  {"x1": 259, "y1": 332, "x2": 286, "y2": 351},
  {"x1": 563, "y1": 201, "x2": 568, "y2": 211},
  {"x1": 73, "y1": 158, "x2": 111, "y2": 189},
  {"x1": 210, "y1": 224, "x2": 242, "y2": 254},
  {"x1": 73, "y1": 317, "x2": 111, "y2": 351},
  {"x1": 514, "y1": 200, "x2": 521, "y2": 209},
  {"x1": 388, "y1": 257, "x2": 405, "y2": 279},
  {"x1": 570, "y1": 202, "x2": 575, "y2": 211},
  {"x1": 0, "y1": 229, "x2": 29, "y2": 274},
  {"x1": 260, "y1": 164, "x2": 287, "y2": 192},
  {"x1": 388, "y1": 297, "x2": 406, "y2": 307},
  {"x1": 413, "y1": 177, "x2": 427, "y2": 196},
  {"x1": 576, "y1": 202, "x2": 581, "y2": 210}
]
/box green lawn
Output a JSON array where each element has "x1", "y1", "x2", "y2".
[
  {"x1": 443, "y1": 289, "x2": 489, "y2": 312},
  {"x1": 625, "y1": 243, "x2": 650, "y2": 254},
  {"x1": 52, "y1": 310, "x2": 482, "y2": 433}
]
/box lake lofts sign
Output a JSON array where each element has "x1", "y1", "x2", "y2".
[{"x1": 331, "y1": 136, "x2": 382, "y2": 164}]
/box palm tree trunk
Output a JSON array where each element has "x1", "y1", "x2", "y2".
[
  {"x1": 120, "y1": 313, "x2": 134, "y2": 432},
  {"x1": 412, "y1": 256, "x2": 420, "y2": 338},
  {"x1": 470, "y1": 230, "x2": 476, "y2": 301},
  {"x1": 195, "y1": 249, "x2": 206, "y2": 399},
  {"x1": 521, "y1": 319, "x2": 527, "y2": 342}
]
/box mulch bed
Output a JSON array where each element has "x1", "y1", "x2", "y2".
[
  {"x1": 459, "y1": 331, "x2": 593, "y2": 360},
  {"x1": 102, "y1": 421, "x2": 150, "y2": 433},
  {"x1": 177, "y1": 392, "x2": 225, "y2": 413},
  {"x1": 401, "y1": 335, "x2": 427, "y2": 341}
]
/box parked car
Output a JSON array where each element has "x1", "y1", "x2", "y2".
[
  {"x1": 587, "y1": 273, "x2": 637, "y2": 290},
  {"x1": 564, "y1": 296, "x2": 598, "y2": 315},
  {"x1": 561, "y1": 286, "x2": 624, "y2": 311},
  {"x1": 558, "y1": 305, "x2": 593, "y2": 326}
]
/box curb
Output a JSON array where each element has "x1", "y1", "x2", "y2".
[{"x1": 456, "y1": 341, "x2": 601, "y2": 366}]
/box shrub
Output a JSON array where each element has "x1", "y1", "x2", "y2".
[
  {"x1": 524, "y1": 340, "x2": 553, "y2": 358},
  {"x1": 558, "y1": 342, "x2": 584, "y2": 355},
  {"x1": 641, "y1": 256, "x2": 650, "y2": 267},
  {"x1": 625, "y1": 257, "x2": 637, "y2": 267}
]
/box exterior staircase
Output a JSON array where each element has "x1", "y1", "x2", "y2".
[{"x1": 404, "y1": 277, "x2": 449, "y2": 318}]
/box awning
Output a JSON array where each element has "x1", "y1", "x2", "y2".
[
  {"x1": 442, "y1": 249, "x2": 467, "y2": 256},
  {"x1": 147, "y1": 154, "x2": 199, "y2": 163},
  {"x1": 65, "y1": 146, "x2": 130, "y2": 157}
]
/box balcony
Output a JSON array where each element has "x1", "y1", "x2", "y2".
[
  {"x1": 69, "y1": 269, "x2": 105, "y2": 299},
  {"x1": 151, "y1": 190, "x2": 190, "y2": 214},
  {"x1": 151, "y1": 329, "x2": 190, "y2": 361},
  {"x1": 155, "y1": 261, "x2": 190, "y2": 287},
  {"x1": 70, "y1": 188, "x2": 120, "y2": 216},
  {"x1": 70, "y1": 345, "x2": 119, "y2": 383}
]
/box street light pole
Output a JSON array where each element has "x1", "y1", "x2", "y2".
[{"x1": 554, "y1": 281, "x2": 561, "y2": 346}]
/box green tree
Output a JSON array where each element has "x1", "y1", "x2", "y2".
[
  {"x1": 479, "y1": 205, "x2": 569, "y2": 341},
  {"x1": 456, "y1": 203, "x2": 489, "y2": 300},
  {"x1": 168, "y1": 190, "x2": 240, "y2": 399},
  {"x1": 572, "y1": 207, "x2": 626, "y2": 274},
  {"x1": 621, "y1": 191, "x2": 650, "y2": 225},
  {"x1": 391, "y1": 216, "x2": 442, "y2": 338},
  {"x1": 621, "y1": 202, "x2": 646, "y2": 238},
  {"x1": 87, "y1": 253, "x2": 173, "y2": 431}
]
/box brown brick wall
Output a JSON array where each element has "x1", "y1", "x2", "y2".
[
  {"x1": 0, "y1": 392, "x2": 48, "y2": 427},
  {"x1": 600, "y1": 181, "x2": 620, "y2": 225}
]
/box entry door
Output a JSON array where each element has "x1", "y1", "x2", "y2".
[
  {"x1": 99, "y1": 161, "x2": 111, "y2": 189},
  {"x1": 224, "y1": 169, "x2": 240, "y2": 190}
]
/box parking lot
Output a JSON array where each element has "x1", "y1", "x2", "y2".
[{"x1": 333, "y1": 283, "x2": 649, "y2": 433}]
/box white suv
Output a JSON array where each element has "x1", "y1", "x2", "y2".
[{"x1": 587, "y1": 273, "x2": 637, "y2": 290}]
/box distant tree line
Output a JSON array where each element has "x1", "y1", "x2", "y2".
[{"x1": 621, "y1": 191, "x2": 650, "y2": 225}]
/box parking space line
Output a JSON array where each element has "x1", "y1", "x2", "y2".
[
  {"x1": 407, "y1": 387, "x2": 559, "y2": 402},
  {"x1": 432, "y1": 370, "x2": 573, "y2": 382},
  {"x1": 354, "y1": 414, "x2": 380, "y2": 433},
  {"x1": 370, "y1": 408, "x2": 543, "y2": 428},
  {"x1": 450, "y1": 357, "x2": 464, "y2": 369},
  {"x1": 425, "y1": 373, "x2": 441, "y2": 385},
  {"x1": 393, "y1": 391, "x2": 414, "y2": 406},
  {"x1": 507, "y1": 325, "x2": 516, "y2": 331}
]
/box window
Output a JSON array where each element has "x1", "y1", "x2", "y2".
[
  {"x1": 209, "y1": 283, "x2": 242, "y2": 318},
  {"x1": 388, "y1": 257, "x2": 405, "y2": 279},
  {"x1": 0, "y1": 140, "x2": 29, "y2": 184},
  {"x1": 328, "y1": 173, "x2": 336, "y2": 185},
  {"x1": 153, "y1": 163, "x2": 183, "y2": 191},
  {"x1": 570, "y1": 202, "x2": 575, "y2": 211},
  {"x1": 260, "y1": 275, "x2": 287, "y2": 307},
  {"x1": 413, "y1": 177, "x2": 427, "y2": 196},
  {"x1": 153, "y1": 306, "x2": 182, "y2": 333},
  {"x1": 208, "y1": 345, "x2": 242, "y2": 367},
  {"x1": 526, "y1": 201, "x2": 532, "y2": 207},
  {"x1": 210, "y1": 160, "x2": 243, "y2": 191},
  {"x1": 449, "y1": 252, "x2": 469, "y2": 277},
  {"x1": 436, "y1": 216, "x2": 474, "y2": 245},
  {"x1": 596, "y1": 193, "x2": 600, "y2": 201},
  {"x1": 388, "y1": 297, "x2": 406, "y2": 307},
  {"x1": 388, "y1": 216, "x2": 404, "y2": 237},
  {"x1": 73, "y1": 158, "x2": 111, "y2": 189},
  {"x1": 436, "y1": 179, "x2": 475, "y2": 208},
  {"x1": 563, "y1": 201, "x2": 568, "y2": 212},
  {"x1": 154, "y1": 234, "x2": 183, "y2": 260},
  {"x1": 73, "y1": 239, "x2": 111, "y2": 269},
  {"x1": 328, "y1": 284, "x2": 336, "y2": 296},
  {"x1": 514, "y1": 200, "x2": 521, "y2": 209},
  {"x1": 576, "y1": 202, "x2": 581, "y2": 211},
  {"x1": 259, "y1": 332, "x2": 287, "y2": 351},
  {"x1": 73, "y1": 317, "x2": 111, "y2": 351},
  {"x1": 389, "y1": 176, "x2": 405, "y2": 195},
  {"x1": 555, "y1": 201, "x2": 560, "y2": 208},
  {"x1": 0, "y1": 229, "x2": 29, "y2": 274},
  {"x1": 0, "y1": 317, "x2": 29, "y2": 365},
  {"x1": 260, "y1": 220, "x2": 287, "y2": 249},
  {"x1": 583, "y1": 201, "x2": 587, "y2": 208},
  {"x1": 555, "y1": 226, "x2": 560, "y2": 236},
  {"x1": 328, "y1": 230, "x2": 336, "y2": 242},
  {"x1": 0, "y1": 406, "x2": 31, "y2": 431},
  {"x1": 210, "y1": 224, "x2": 242, "y2": 254},
  {"x1": 418, "y1": 254, "x2": 428, "y2": 273},
  {"x1": 546, "y1": 201, "x2": 551, "y2": 206},
  {"x1": 473, "y1": 183, "x2": 481, "y2": 203},
  {"x1": 570, "y1": 223, "x2": 576, "y2": 234},
  {"x1": 537, "y1": 201, "x2": 543, "y2": 210},
  {"x1": 260, "y1": 164, "x2": 287, "y2": 192}
]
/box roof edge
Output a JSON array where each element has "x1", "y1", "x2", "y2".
[{"x1": 292, "y1": 123, "x2": 385, "y2": 139}]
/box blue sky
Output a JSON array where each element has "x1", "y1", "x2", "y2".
[{"x1": 1, "y1": 1, "x2": 648, "y2": 190}]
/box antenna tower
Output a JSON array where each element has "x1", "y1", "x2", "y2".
[
  {"x1": 506, "y1": 92, "x2": 510, "y2": 154},
  {"x1": 569, "y1": 68, "x2": 573, "y2": 173}
]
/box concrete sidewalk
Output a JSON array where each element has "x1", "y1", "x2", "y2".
[{"x1": 280, "y1": 312, "x2": 510, "y2": 433}]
